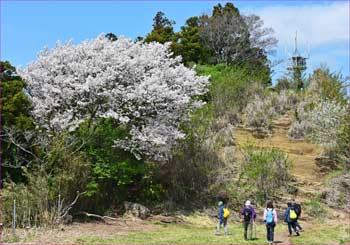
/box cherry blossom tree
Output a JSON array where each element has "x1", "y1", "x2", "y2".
[{"x1": 19, "y1": 35, "x2": 209, "y2": 161}]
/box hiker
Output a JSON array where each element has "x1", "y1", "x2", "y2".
[
  {"x1": 292, "y1": 199, "x2": 304, "y2": 232},
  {"x1": 284, "y1": 202, "x2": 300, "y2": 237},
  {"x1": 240, "y1": 200, "x2": 256, "y2": 240},
  {"x1": 263, "y1": 200, "x2": 278, "y2": 244},
  {"x1": 216, "y1": 200, "x2": 229, "y2": 235}
]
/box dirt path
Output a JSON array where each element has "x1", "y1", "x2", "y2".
[
  {"x1": 274, "y1": 221, "x2": 311, "y2": 244},
  {"x1": 235, "y1": 114, "x2": 324, "y2": 201},
  {"x1": 1, "y1": 218, "x2": 158, "y2": 244}
]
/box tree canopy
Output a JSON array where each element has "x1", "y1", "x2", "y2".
[{"x1": 19, "y1": 36, "x2": 209, "y2": 161}]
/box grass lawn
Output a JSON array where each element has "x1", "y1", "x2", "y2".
[
  {"x1": 74, "y1": 218, "x2": 350, "y2": 244},
  {"x1": 3, "y1": 214, "x2": 349, "y2": 244}
]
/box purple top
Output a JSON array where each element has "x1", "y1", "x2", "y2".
[{"x1": 240, "y1": 205, "x2": 257, "y2": 221}]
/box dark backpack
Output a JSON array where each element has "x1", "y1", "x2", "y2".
[
  {"x1": 243, "y1": 207, "x2": 252, "y2": 222},
  {"x1": 294, "y1": 204, "x2": 301, "y2": 216}
]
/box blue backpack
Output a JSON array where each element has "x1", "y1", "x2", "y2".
[{"x1": 266, "y1": 209, "x2": 274, "y2": 224}]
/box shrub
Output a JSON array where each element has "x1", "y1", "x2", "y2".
[
  {"x1": 307, "y1": 66, "x2": 348, "y2": 105},
  {"x1": 196, "y1": 64, "x2": 266, "y2": 119},
  {"x1": 303, "y1": 199, "x2": 327, "y2": 220},
  {"x1": 322, "y1": 173, "x2": 350, "y2": 212},
  {"x1": 287, "y1": 97, "x2": 314, "y2": 140},
  {"x1": 287, "y1": 120, "x2": 312, "y2": 140},
  {"x1": 335, "y1": 107, "x2": 350, "y2": 169},
  {"x1": 238, "y1": 145, "x2": 293, "y2": 205},
  {"x1": 75, "y1": 118, "x2": 164, "y2": 211},
  {"x1": 243, "y1": 90, "x2": 299, "y2": 135},
  {"x1": 272, "y1": 90, "x2": 299, "y2": 115},
  {"x1": 307, "y1": 100, "x2": 346, "y2": 150},
  {"x1": 275, "y1": 77, "x2": 292, "y2": 92},
  {"x1": 1, "y1": 167, "x2": 56, "y2": 228},
  {"x1": 243, "y1": 95, "x2": 274, "y2": 134}
]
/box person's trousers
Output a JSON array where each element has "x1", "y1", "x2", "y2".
[
  {"x1": 244, "y1": 221, "x2": 253, "y2": 240},
  {"x1": 295, "y1": 220, "x2": 302, "y2": 230},
  {"x1": 266, "y1": 223, "x2": 275, "y2": 242},
  {"x1": 288, "y1": 221, "x2": 298, "y2": 235},
  {"x1": 216, "y1": 218, "x2": 227, "y2": 234}
]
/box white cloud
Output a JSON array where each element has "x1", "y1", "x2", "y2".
[{"x1": 244, "y1": 2, "x2": 349, "y2": 48}]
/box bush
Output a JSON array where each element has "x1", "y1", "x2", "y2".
[
  {"x1": 335, "y1": 108, "x2": 350, "y2": 169},
  {"x1": 238, "y1": 145, "x2": 293, "y2": 205},
  {"x1": 271, "y1": 90, "x2": 299, "y2": 115},
  {"x1": 196, "y1": 64, "x2": 265, "y2": 119},
  {"x1": 243, "y1": 90, "x2": 299, "y2": 135},
  {"x1": 322, "y1": 173, "x2": 350, "y2": 211},
  {"x1": 303, "y1": 199, "x2": 327, "y2": 220},
  {"x1": 75, "y1": 118, "x2": 164, "y2": 211},
  {"x1": 307, "y1": 66, "x2": 348, "y2": 105},
  {"x1": 307, "y1": 100, "x2": 346, "y2": 151},
  {"x1": 275, "y1": 77, "x2": 292, "y2": 92},
  {"x1": 243, "y1": 95, "x2": 274, "y2": 134},
  {"x1": 1, "y1": 166, "x2": 56, "y2": 228},
  {"x1": 287, "y1": 120, "x2": 312, "y2": 140}
]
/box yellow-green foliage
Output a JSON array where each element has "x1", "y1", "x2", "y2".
[{"x1": 1, "y1": 167, "x2": 56, "y2": 228}]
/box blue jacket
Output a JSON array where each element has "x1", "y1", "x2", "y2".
[
  {"x1": 284, "y1": 207, "x2": 294, "y2": 223},
  {"x1": 218, "y1": 204, "x2": 226, "y2": 222}
]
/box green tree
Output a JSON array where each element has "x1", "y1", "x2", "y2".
[
  {"x1": 145, "y1": 11, "x2": 176, "y2": 44},
  {"x1": 1, "y1": 61, "x2": 33, "y2": 129},
  {"x1": 75, "y1": 118, "x2": 163, "y2": 211},
  {"x1": 172, "y1": 16, "x2": 211, "y2": 64},
  {"x1": 200, "y1": 3, "x2": 251, "y2": 65},
  {"x1": 105, "y1": 32, "x2": 118, "y2": 41},
  {"x1": 212, "y1": 2, "x2": 240, "y2": 17},
  {"x1": 1, "y1": 61, "x2": 34, "y2": 181},
  {"x1": 197, "y1": 3, "x2": 274, "y2": 85},
  {"x1": 307, "y1": 66, "x2": 348, "y2": 105}
]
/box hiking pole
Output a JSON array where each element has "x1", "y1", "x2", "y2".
[
  {"x1": 13, "y1": 199, "x2": 16, "y2": 237},
  {"x1": 253, "y1": 221, "x2": 256, "y2": 240}
]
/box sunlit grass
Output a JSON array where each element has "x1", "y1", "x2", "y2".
[{"x1": 74, "y1": 218, "x2": 350, "y2": 244}]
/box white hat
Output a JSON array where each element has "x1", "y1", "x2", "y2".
[{"x1": 245, "y1": 200, "x2": 251, "y2": 206}]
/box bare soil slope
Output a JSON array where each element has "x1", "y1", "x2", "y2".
[{"x1": 235, "y1": 114, "x2": 324, "y2": 201}]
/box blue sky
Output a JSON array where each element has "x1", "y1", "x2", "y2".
[{"x1": 1, "y1": 1, "x2": 349, "y2": 84}]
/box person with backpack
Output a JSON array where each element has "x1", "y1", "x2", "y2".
[
  {"x1": 292, "y1": 199, "x2": 304, "y2": 232},
  {"x1": 263, "y1": 200, "x2": 278, "y2": 244},
  {"x1": 240, "y1": 200, "x2": 256, "y2": 241},
  {"x1": 284, "y1": 202, "x2": 300, "y2": 237},
  {"x1": 216, "y1": 200, "x2": 229, "y2": 235}
]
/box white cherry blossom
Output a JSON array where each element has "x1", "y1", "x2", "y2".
[{"x1": 19, "y1": 35, "x2": 209, "y2": 161}]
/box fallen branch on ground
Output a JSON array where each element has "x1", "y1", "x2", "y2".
[{"x1": 75, "y1": 212, "x2": 127, "y2": 225}]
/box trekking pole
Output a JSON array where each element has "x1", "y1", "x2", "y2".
[
  {"x1": 254, "y1": 221, "x2": 257, "y2": 239},
  {"x1": 13, "y1": 199, "x2": 16, "y2": 237}
]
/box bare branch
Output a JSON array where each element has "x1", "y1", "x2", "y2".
[{"x1": 59, "y1": 191, "x2": 86, "y2": 220}]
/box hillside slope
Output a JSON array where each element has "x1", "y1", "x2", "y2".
[{"x1": 234, "y1": 113, "x2": 324, "y2": 202}]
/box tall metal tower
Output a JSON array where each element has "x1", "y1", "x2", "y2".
[{"x1": 287, "y1": 31, "x2": 308, "y2": 90}]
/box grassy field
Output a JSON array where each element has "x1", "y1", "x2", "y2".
[
  {"x1": 74, "y1": 222, "x2": 350, "y2": 244},
  {"x1": 3, "y1": 213, "x2": 349, "y2": 244}
]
